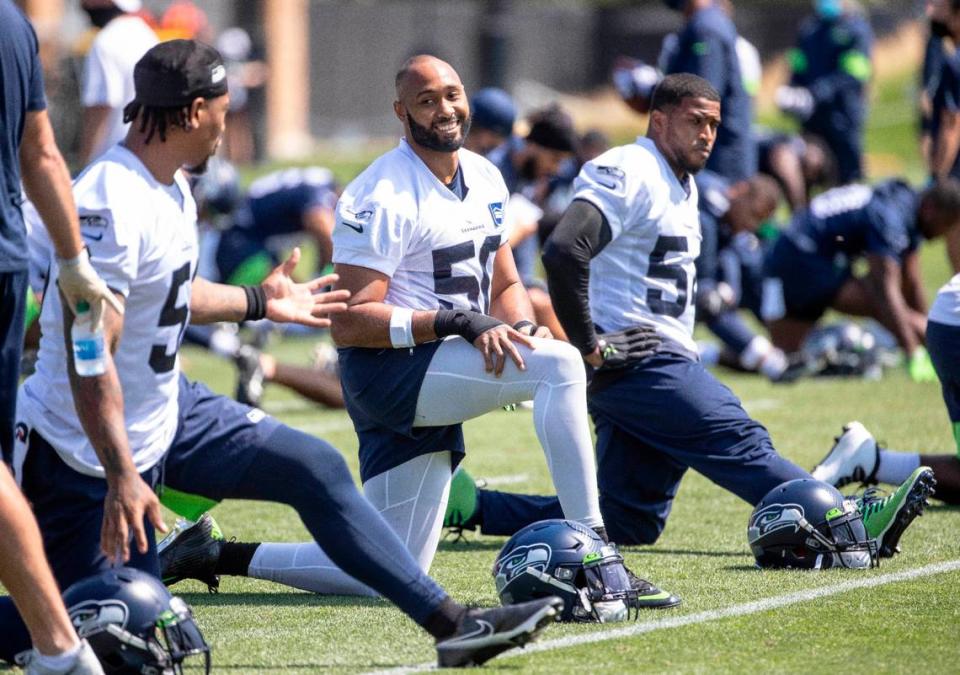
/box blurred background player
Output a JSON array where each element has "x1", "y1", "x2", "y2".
[
  {"x1": 183, "y1": 161, "x2": 345, "y2": 406},
  {"x1": 462, "y1": 87, "x2": 516, "y2": 156},
  {"x1": 755, "y1": 131, "x2": 837, "y2": 210},
  {"x1": 925, "y1": 0, "x2": 960, "y2": 184},
  {"x1": 694, "y1": 169, "x2": 793, "y2": 381},
  {"x1": 777, "y1": 0, "x2": 873, "y2": 185},
  {"x1": 77, "y1": 0, "x2": 157, "y2": 167},
  {"x1": 661, "y1": 0, "x2": 756, "y2": 181},
  {"x1": 487, "y1": 105, "x2": 580, "y2": 335},
  {"x1": 763, "y1": 180, "x2": 960, "y2": 382}
]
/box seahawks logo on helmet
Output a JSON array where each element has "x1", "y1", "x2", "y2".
[
  {"x1": 494, "y1": 543, "x2": 551, "y2": 592},
  {"x1": 748, "y1": 503, "x2": 806, "y2": 542},
  {"x1": 69, "y1": 599, "x2": 129, "y2": 638}
]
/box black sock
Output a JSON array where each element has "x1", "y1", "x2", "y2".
[
  {"x1": 422, "y1": 597, "x2": 468, "y2": 640},
  {"x1": 593, "y1": 526, "x2": 609, "y2": 543},
  {"x1": 215, "y1": 542, "x2": 260, "y2": 576}
]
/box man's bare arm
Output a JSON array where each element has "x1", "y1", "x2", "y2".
[
  {"x1": 19, "y1": 109, "x2": 83, "y2": 260},
  {"x1": 866, "y1": 255, "x2": 919, "y2": 355},
  {"x1": 190, "y1": 248, "x2": 349, "y2": 326},
  {"x1": 329, "y1": 263, "x2": 437, "y2": 348},
  {"x1": 61, "y1": 291, "x2": 165, "y2": 563},
  {"x1": 900, "y1": 251, "x2": 927, "y2": 315},
  {"x1": 931, "y1": 110, "x2": 960, "y2": 180}
]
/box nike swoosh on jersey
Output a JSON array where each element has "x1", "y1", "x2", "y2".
[
  {"x1": 81, "y1": 231, "x2": 104, "y2": 241},
  {"x1": 342, "y1": 221, "x2": 363, "y2": 233}
]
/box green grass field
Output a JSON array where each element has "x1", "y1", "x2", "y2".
[
  {"x1": 168, "y1": 236, "x2": 960, "y2": 673},
  {"x1": 160, "y1": 73, "x2": 960, "y2": 670}
]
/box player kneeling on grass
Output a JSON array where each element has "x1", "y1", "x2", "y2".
[
  {"x1": 435, "y1": 73, "x2": 936, "y2": 564},
  {"x1": 2, "y1": 40, "x2": 562, "y2": 670}
]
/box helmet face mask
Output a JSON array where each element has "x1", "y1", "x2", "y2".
[
  {"x1": 748, "y1": 479, "x2": 879, "y2": 571},
  {"x1": 64, "y1": 567, "x2": 211, "y2": 675},
  {"x1": 493, "y1": 519, "x2": 638, "y2": 623}
]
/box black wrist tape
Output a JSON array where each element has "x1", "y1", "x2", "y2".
[
  {"x1": 513, "y1": 320, "x2": 537, "y2": 335},
  {"x1": 434, "y1": 309, "x2": 503, "y2": 343},
  {"x1": 243, "y1": 285, "x2": 267, "y2": 322}
]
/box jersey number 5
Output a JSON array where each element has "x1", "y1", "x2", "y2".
[
  {"x1": 149, "y1": 262, "x2": 191, "y2": 374},
  {"x1": 647, "y1": 235, "x2": 689, "y2": 318}
]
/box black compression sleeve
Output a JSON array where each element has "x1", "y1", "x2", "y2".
[{"x1": 541, "y1": 199, "x2": 612, "y2": 355}]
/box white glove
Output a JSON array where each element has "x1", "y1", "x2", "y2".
[
  {"x1": 775, "y1": 85, "x2": 814, "y2": 121},
  {"x1": 56, "y1": 248, "x2": 124, "y2": 329}
]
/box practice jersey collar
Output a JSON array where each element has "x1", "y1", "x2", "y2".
[
  {"x1": 398, "y1": 138, "x2": 470, "y2": 201},
  {"x1": 635, "y1": 136, "x2": 693, "y2": 198}
]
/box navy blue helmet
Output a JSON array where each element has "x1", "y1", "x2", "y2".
[
  {"x1": 64, "y1": 567, "x2": 211, "y2": 674},
  {"x1": 748, "y1": 479, "x2": 878, "y2": 570},
  {"x1": 493, "y1": 519, "x2": 638, "y2": 623}
]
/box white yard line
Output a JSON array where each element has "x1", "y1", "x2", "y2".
[{"x1": 367, "y1": 559, "x2": 960, "y2": 675}]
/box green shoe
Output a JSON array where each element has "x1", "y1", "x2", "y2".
[
  {"x1": 444, "y1": 467, "x2": 479, "y2": 530},
  {"x1": 857, "y1": 466, "x2": 936, "y2": 558}
]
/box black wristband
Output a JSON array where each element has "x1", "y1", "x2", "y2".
[
  {"x1": 513, "y1": 320, "x2": 536, "y2": 334},
  {"x1": 242, "y1": 285, "x2": 267, "y2": 322},
  {"x1": 434, "y1": 309, "x2": 503, "y2": 343}
]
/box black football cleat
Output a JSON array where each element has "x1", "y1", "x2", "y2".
[
  {"x1": 621, "y1": 564, "x2": 682, "y2": 609},
  {"x1": 436, "y1": 596, "x2": 563, "y2": 668},
  {"x1": 158, "y1": 513, "x2": 223, "y2": 593}
]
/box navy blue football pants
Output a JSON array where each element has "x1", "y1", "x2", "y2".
[
  {"x1": 0, "y1": 376, "x2": 447, "y2": 662},
  {"x1": 474, "y1": 351, "x2": 810, "y2": 544}
]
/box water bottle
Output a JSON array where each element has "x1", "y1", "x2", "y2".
[{"x1": 72, "y1": 300, "x2": 106, "y2": 376}]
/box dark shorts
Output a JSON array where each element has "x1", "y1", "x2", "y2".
[
  {"x1": 587, "y1": 350, "x2": 808, "y2": 543},
  {"x1": 0, "y1": 270, "x2": 27, "y2": 465},
  {"x1": 927, "y1": 320, "x2": 960, "y2": 453},
  {"x1": 339, "y1": 343, "x2": 464, "y2": 482},
  {"x1": 765, "y1": 235, "x2": 851, "y2": 322},
  {"x1": 14, "y1": 375, "x2": 281, "y2": 591}
]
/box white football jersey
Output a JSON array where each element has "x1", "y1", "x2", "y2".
[
  {"x1": 929, "y1": 273, "x2": 960, "y2": 327},
  {"x1": 19, "y1": 145, "x2": 197, "y2": 477},
  {"x1": 333, "y1": 139, "x2": 511, "y2": 313},
  {"x1": 573, "y1": 137, "x2": 701, "y2": 355},
  {"x1": 81, "y1": 15, "x2": 158, "y2": 161}
]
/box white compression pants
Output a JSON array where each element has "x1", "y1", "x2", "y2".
[{"x1": 249, "y1": 336, "x2": 602, "y2": 595}]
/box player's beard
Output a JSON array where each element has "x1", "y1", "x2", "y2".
[{"x1": 407, "y1": 112, "x2": 471, "y2": 152}]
